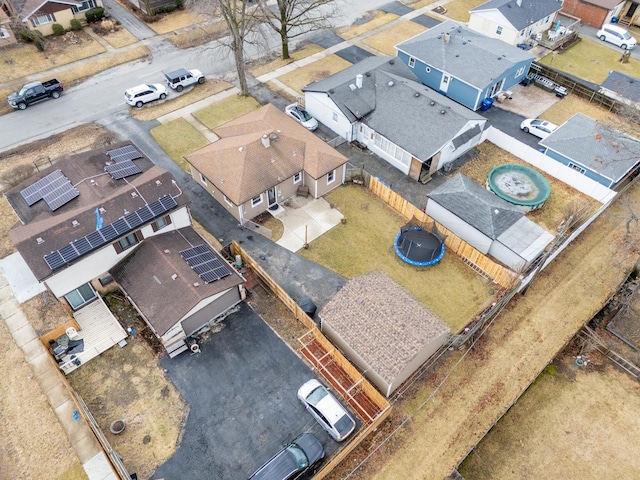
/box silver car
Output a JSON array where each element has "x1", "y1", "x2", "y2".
[
  {"x1": 297, "y1": 379, "x2": 356, "y2": 442},
  {"x1": 520, "y1": 118, "x2": 558, "y2": 139},
  {"x1": 249, "y1": 432, "x2": 324, "y2": 480}
]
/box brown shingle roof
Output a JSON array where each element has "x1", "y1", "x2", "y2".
[
  {"x1": 184, "y1": 104, "x2": 347, "y2": 204},
  {"x1": 110, "y1": 227, "x2": 244, "y2": 336},
  {"x1": 319, "y1": 271, "x2": 449, "y2": 384}
]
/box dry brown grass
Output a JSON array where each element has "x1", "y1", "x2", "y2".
[
  {"x1": 457, "y1": 142, "x2": 598, "y2": 232},
  {"x1": 68, "y1": 337, "x2": 188, "y2": 479},
  {"x1": 338, "y1": 11, "x2": 399, "y2": 41},
  {"x1": 0, "y1": 318, "x2": 86, "y2": 480},
  {"x1": 250, "y1": 44, "x2": 325, "y2": 78},
  {"x1": 21, "y1": 292, "x2": 72, "y2": 335},
  {"x1": 192, "y1": 95, "x2": 261, "y2": 130},
  {"x1": 101, "y1": 28, "x2": 139, "y2": 48},
  {"x1": 167, "y1": 21, "x2": 228, "y2": 49},
  {"x1": 276, "y1": 54, "x2": 353, "y2": 96},
  {"x1": 0, "y1": 31, "x2": 105, "y2": 83},
  {"x1": 362, "y1": 21, "x2": 427, "y2": 55},
  {"x1": 460, "y1": 357, "x2": 640, "y2": 479},
  {"x1": 441, "y1": 0, "x2": 487, "y2": 22},
  {"x1": 130, "y1": 79, "x2": 234, "y2": 122},
  {"x1": 150, "y1": 118, "x2": 210, "y2": 171},
  {"x1": 147, "y1": 10, "x2": 208, "y2": 34},
  {"x1": 299, "y1": 185, "x2": 494, "y2": 331}
]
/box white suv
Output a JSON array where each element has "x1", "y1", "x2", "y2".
[
  {"x1": 124, "y1": 83, "x2": 167, "y2": 108},
  {"x1": 597, "y1": 24, "x2": 637, "y2": 50}
]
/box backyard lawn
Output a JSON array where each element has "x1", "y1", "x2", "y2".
[
  {"x1": 149, "y1": 118, "x2": 209, "y2": 170},
  {"x1": 299, "y1": 185, "x2": 495, "y2": 331},
  {"x1": 362, "y1": 21, "x2": 427, "y2": 55},
  {"x1": 192, "y1": 95, "x2": 261, "y2": 129},
  {"x1": 274, "y1": 54, "x2": 352, "y2": 96},
  {"x1": 538, "y1": 37, "x2": 640, "y2": 84}
]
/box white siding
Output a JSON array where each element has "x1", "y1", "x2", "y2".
[
  {"x1": 304, "y1": 92, "x2": 355, "y2": 141},
  {"x1": 488, "y1": 241, "x2": 526, "y2": 272}
]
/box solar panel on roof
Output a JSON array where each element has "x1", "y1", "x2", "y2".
[
  {"x1": 20, "y1": 170, "x2": 67, "y2": 206},
  {"x1": 105, "y1": 160, "x2": 142, "y2": 179},
  {"x1": 180, "y1": 244, "x2": 232, "y2": 284},
  {"x1": 44, "y1": 185, "x2": 79, "y2": 211},
  {"x1": 44, "y1": 195, "x2": 179, "y2": 272},
  {"x1": 106, "y1": 145, "x2": 142, "y2": 162}
]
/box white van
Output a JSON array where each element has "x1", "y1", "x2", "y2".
[{"x1": 597, "y1": 24, "x2": 637, "y2": 50}]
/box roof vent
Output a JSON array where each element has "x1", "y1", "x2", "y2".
[
  {"x1": 365, "y1": 72, "x2": 371, "y2": 77},
  {"x1": 389, "y1": 59, "x2": 395, "y2": 65},
  {"x1": 387, "y1": 80, "x2": 394, "y2": 87},
  {"x1": 356, "y1": 74, "x2": 363, "y2": 89},
  {"x1": 329, "y1": 89, "x2": 334, "y2": 93},
  {"x1": 269, "y1": 132, "x2": 278, "y2": 141},
  {"x1": 153, "y1": 275, "x2": 161, "y2": 284},
  {"x1": 430, "y1": 101, "x2": 435, "y2": 106},
  {"x1": 193, "y1": 282, "x2": 200, "y2": 287},
  {"x1": 72, "y1": 220, "x2": 80, "y2": 227},
  {"x1": 36, "y1": 237, "x2": 44, "y2": 244},
  {"x1": 90, "y1": 179, "x2": 96, "y2": 185},
  {"x1": 271, "y1": 158, "x2": 276, "y2": 163},
  {"x1": 261, "y1": 134, "x2": 270, "y2": 148},
  {"x1": 164, "y1": 249, "x2": 171, "y2": 254},
  {"x1": 444, "y1": 32, "x2": 450, "y2": 43},
  {"x1": 440, "y1": 110, "x2": 446, "y2": 114},
  {"x1": 124, "y1": 209, "x2": 129, "y2": 215},
  {"x1": 414, "y1": 92, "x2": 420, "y2": 97},
  {"x1": 155, "y1": 180, "x2": 162, "y2": 185},
  {"x1": 171, "y1": 273, "x2": 178, "y2": 280},
  {"x1": 131, "y1": 192, "x2": 138, "y2": 198},
  {"x1": 238, "y1": 146, "x2": 244, "y2": 152},
  {"x1": 349, "y1": 84, "x2": 356, "y2": 91},
  {"x1": 99, "y1": 207, "x2": 106, "y2": 214}
]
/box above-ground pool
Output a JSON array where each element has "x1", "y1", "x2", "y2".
[
  {"x1": 394, "y1": 227, "x2": 445, "y2": 266},
  {"x1": 487, "y1": 164, "x2": 551, "y2": 211}
]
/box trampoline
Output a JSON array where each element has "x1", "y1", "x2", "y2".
[{"x1": 394, "y1": 227, "x2": 445, "y2": 266}]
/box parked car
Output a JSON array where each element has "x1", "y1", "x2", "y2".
[
  {"x1": 249, "y1": 432, "x2": 324, "y2": 480},
  {"x1": 597, "y1": 24, "x2": 637, "y2": 50},
  {"x1": 164, "y1": 68, "x2": 205, "y2": 92},
  {"x1": 297, "y1": 379, "x2": 356, "y2": 442},
  {"x1": 520, "y1": 118, "x2": 558, "y2": 139},
  {"x1": 8, "y1": 79, "x2": 64, "y2": 110},
  {"x1": 124, "y1": 84, "x2": 167, "y2": 108},
  {"x1": 285, "y1": 104, "x2": 318, "y2": 131}
]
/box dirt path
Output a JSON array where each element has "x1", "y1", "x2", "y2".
[{"x1": 338, "y1": 184, "x2": 640, "y2": 479}]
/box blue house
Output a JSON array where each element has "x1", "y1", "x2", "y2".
[
  {"x1": 395, "y1": 20, "x2": 535, "y2": 111},
  {"x1": 539, "y1": 113, "x2": 640, "y2": 189}
]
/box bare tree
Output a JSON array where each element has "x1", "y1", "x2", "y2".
[
  {"x1": 187, "y1": 0, "x2": 262, "y2": 96},
  {"x1": 259, "y1": 0, "x2": 336, "y2": 60}
]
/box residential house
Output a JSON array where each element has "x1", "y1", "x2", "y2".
[
  {"x1": 468, "y1": 0, "x2": 563, "y2": 46},
  {"x1": 561, "y1": 0, "x2": 627, "y2": 27},
  {"x1": 539, "y1": 112, "x2": 640, "y2": 188},
  {"x1": 6, "y1": 142, "x2": 244, "y2": 359},
  {"x1": 395, "y1": 20, "x2": 535, "y2": 111},
  {"x1": 184, "y1": 104, "x2": 348, "y2": 224},
  {"x1": 124, "y1": 0, "x2": 177, "y2": 15},
  {"x1": 600, "y1": 70, "x2": 640, "y2": 109},
  {"x1": 0, "y1": 0, "x2": 101, "y2": 37},
  {"x1": 426, "y1": 174, "x2": 554, "y2": 272},
  {"x1": 0, "y1": 2, "x2": 17, "y2": 46},
  {"x1": 303, "y1": 56, "x2": 487, "y2": 182},
  {"x1": 318, "y1": 271, "x2": 449, "y2": 398}
]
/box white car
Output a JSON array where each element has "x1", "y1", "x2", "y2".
[
  {"x1": 297, "y1": 379, "x2": 356, "y2": 442},
  {"x1": 285, "y1": 104, "x2": 318, "y2": 131},
  {"x1": 597, "y1": 24, "x2": 637, "y2": 50},
  {"x1": 124, "y1": 83, "x2": 167, "y2": 108},
  {"x1": 164, "y1": 68, "x2": 205, "y2": 92},
  {"x1": 520, "y1": 118, "x2": 558, "y2": 139}
]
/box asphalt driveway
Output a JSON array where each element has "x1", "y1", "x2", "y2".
[{"x1": 151, "y1": 302, "x2": 338, "y2": 479}]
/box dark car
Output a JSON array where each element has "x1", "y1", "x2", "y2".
[{"x1": 249, "y1": 433, "x2": 324, "y2": 480}]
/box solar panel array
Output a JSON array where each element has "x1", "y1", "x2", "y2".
[
  {"x1": 106, "y1": 145, "x2": 143, "y2": 163},
  {"x1": 19, "y1": 169, "x2": 79, "y2": 211},
  {"x1": 44, "y1": 195, "x2": 178, "y2": 271},
  {"x1": 180, "y1": 244, "x2": 232, "y2": 284},
  {"x1": 105, "y1": 160, "x2": 142, "y2": 180}
]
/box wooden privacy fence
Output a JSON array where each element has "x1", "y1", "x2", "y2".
[
  {"x1": 231, "y1": 241, "x2": 392, "y2": 479},
  {"x1": 368, "y1": 177, "x2": 520, "y2": 288}
]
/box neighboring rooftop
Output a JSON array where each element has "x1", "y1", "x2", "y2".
[
  {"x1": 319, "y1": 271, "x2": 449, "y2": 385},
  {"x1": 470, "y1": 0, "x2": 563, "y2": 30},
  {"x1": 395, "y1": 20, "x2": 535, "y2": 88},
  {"x1": 601, "y1": 71, "x2": 640, "y2": 104}
]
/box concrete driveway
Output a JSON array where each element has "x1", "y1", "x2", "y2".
[{"x1": 151, "y1": 302, "x2": 339, "y2": 479}]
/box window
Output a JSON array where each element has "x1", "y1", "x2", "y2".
[
  {"x1": 515, "y1": 66, "x2": 525, "y2": 78},
  {"x1": 568, "y1": 163, "x2": 586, "y2": 174},
  {"x1": 293, "y1": 172, "x2": 302, "y2": 184},
  {"x1": 200, "y1": 173, "x2": 208, "y2": 185},
  {"x1": 152, "y1": 215, "x2": 171, "y2": 232},
  {"x1": 0, "y1": 27, "x2": 8, "y2": 39},
  {"x1": 32, "y1": 13, "x2": 54, "y2": 26},
  {"x1": 332, "y1": 111, "x2": 338, "y2": 122},
  {"x1": 119, "y1": 233, "x2": 139, "y2": 249},
  {"x1": 72, "y1": 0, "x2": 96, "y2": 13},
  {"x1": 327, "y1": 170, "x2": 335, "y2": 184},
  {"x1": 496, "y1": 26, "x2": 503, "y2": 35},
  {"x1": 408, "y1": 56, "x2": 416, "y2": 68},
  {"x1": 223, "y1": 195, "x2": 233, "y2": 206},
  {"x1": 251, "y1": 195, "x2": 263, "y2": 207},
  {"x1": 65, "y1": 283, "x2": 97, "y2": 311}
]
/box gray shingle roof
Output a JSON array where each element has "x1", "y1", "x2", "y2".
[
  {"x1": 304, "y1": 56, "x2": 485, "y2": 161},
  {"x1": 601, "y1": 71, "x2": 640, "y2": 103},
  {"x1": 470, "y1": 0, "x2": 563, "y2": 30},
  {"x1": 319, "y1": 271, "x2": 449, "y2": 385},
  {"x1": 396, "y1": 20, "x2": 534, "y2": 87},
  {"x1": 427, "y1": 173, "x2": 524, "y2": 239},
  {"x1": 540, "y1": 113, "x2": 640, "y2": 183}
]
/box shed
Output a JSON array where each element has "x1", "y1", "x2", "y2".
[{"x1": 318, "y1": 271, "x2": 449, "y2": 398}]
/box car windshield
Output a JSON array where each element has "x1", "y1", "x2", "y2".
[
  {"x1": 286, "y1": 444, "x2": 309, "y2": 468},
  {"x1": 147, "y1": 84, "x2": 157, "y2": 92},
  {"x1": 623, "y1": 31, "x2": 632, "y2": 40},
  {"x1": 18, "y1": 85, "x2": 30, "y2": 96},
  {"x1": 306, "y1": 386, "x2": 328, "y2": 406},
  {"x1": 298, "y1": 108, "x2": 312, "y2": 121},
  {"x1": 530, "y1": 120, "x2": 543, "y2": 126},
  {"x1": 335, "y1": 414, "x2": 354, "y2": 434}
]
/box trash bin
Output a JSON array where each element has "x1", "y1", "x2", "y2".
[
  {"x1": 480, "y1": 97, "x2": 494, "y2": 111},
  {"x1": 612, "y1": 16, "x2": 619, "y2": 23}
]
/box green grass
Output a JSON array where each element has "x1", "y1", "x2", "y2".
[
  {"x1": 538, "y1": 37, "x2": 640, "y2": 84},
  {"x1": 192, "y1": 95, "x2": 261, "y2": 130},
  {"x1": 299, "y1": 185, "x2": 494, "y2": 331},
  {"x1": 149, "y1": 118, "x2": 209, "y2": 171}
]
